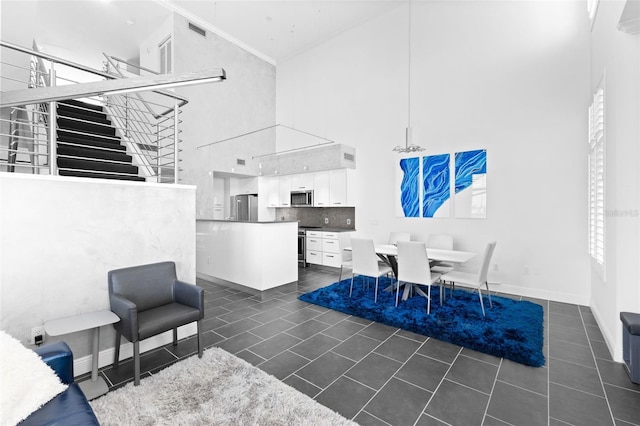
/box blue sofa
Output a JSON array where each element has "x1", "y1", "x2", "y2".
[{"x1": 21, "y1": 341, "x2": 99, "y2": 425}]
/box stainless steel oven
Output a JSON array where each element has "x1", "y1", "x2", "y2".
[{"x1": 298, "y1": 229, "x2": 306, "y2": 267}]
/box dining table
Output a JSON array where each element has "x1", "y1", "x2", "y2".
[{"x1": 344, "y1": 244, "x2": 477, "y2": 301}]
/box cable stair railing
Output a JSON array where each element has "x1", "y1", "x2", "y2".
[
  {"x1": 0, "y1": 40, "x2": 195, "y2": 183},
  {"x1": 102, "y1": 54, "x2": 185, "y2": 183}
]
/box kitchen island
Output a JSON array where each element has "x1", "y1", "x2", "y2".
[{"x1": 196, "y1": 220, "x2": 298, "y2": 298}]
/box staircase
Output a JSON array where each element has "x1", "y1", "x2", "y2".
[{"x1": 56, "y1": 99, "x2": 145, "y2": 181}]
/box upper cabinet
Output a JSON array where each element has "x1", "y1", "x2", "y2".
[
  {"x1": 260, "y1": 169, "x2": 355, "y2": 208},
  {"x1": 264, "y1": 176, "x2": 280, "y2": 208},
  {"x1": 291, "y1": 173, "x2": 314, "y2": 191},
  {"x1": 314, "y1": 171, "x2": 330, "y2": 206},
  {"x1": 314, "y1": 169, "x2": 356, "y2": 207},
  {"x1": 279, "y1": 175, "x2": 292, "y2": 207}
]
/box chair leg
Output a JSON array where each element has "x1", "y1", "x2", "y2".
[
  {"x1": 339, "y1": 265, "x2": 344, "y2": 283},
  {"x1": 478, "y1": 289, "x2": 486, "y2": 317},
  {"x1": 427, "y1": 285, "x2": 432, "y2": 314},
  {"x1": 197, "y1": 320, "x2": 203, "y2": 358},
  {"x1": 350, "y1": 276, "x2": 354, "y2": 297},
  {"x1": 374, "y1": 277, "x2": 379, "y2": 303},
  {"x1": 133, "y1": 341, "x2": 141, "y2": 386},
  {"x1": 113, "y1": 331, "x2": 121, "y2": 367},
  {"x1": 173, "y1": 328, "x2": 178, "y2": 346},
  {"x1": 395, "y1": 280, "x2": 400, "y2": 307},
  {"x1": 485, "y1": 281, "x2": 493, "y2": 308}
]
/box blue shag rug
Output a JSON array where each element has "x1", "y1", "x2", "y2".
[{"x1": 299, "y1": 277, "x2": 545, "y2": 367}]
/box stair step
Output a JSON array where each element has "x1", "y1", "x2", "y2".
[
  {"x1": 57, "y1": 107, "x2": 110, "y2": 125},
  {"x1": 57, "y1": 129, "x2": 121, "y2": 146},
  {"x1": 57, "y1": 139, "x2": 126, "y2": 154},
  {"x1": 59, "y1": 99, "x2": 104, "y2": 112},
  {"x1": 58, "y1": 101, "x2": 108, "y2": 123},
  {"x1": 57, "y1": 145, "x2": 132, "y2": 163},
  {"x1": 57, "y1": 117, "x2": 116, "y2": 137},
  {"x1": 59, "y1": 169, "x2": 146, "y2": 182},
  {"x1": 57, "y1": 157, "x2": 139, "y2": 175}
]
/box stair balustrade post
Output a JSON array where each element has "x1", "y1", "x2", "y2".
[
  {"x1": 173, "y1": 102, "x2": 179, "y2": 184},
  {"x1": 48, "y1": 67, "x2": 57, "y2": 176}
]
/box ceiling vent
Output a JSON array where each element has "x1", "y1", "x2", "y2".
[
  {"x1": 188, "y1": 22, "x2": 207, "y2": 37},
  {"x1": 236, "y1": 159, "x2": 246, "y2": 166}
]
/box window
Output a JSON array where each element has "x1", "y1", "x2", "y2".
[
  {"x1": 588, "y1": 75, "x2": 605, "y2": 277},
  {"x1": 159, "y1": 37, "x2": 172, "y2": 74}
]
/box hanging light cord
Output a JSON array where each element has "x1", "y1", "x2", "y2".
[{"x1": 407, "y1": 0, "x2": 411, "y2": 135}]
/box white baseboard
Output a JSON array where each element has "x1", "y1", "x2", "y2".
[
  {"x1": 589, "y1": 302, "x2": 621, "y2": 362},
  {"x1": 73, "y1": 323, "x2": 197, "y2": 376},
  {"x1": 494, "y1": 283, "x2": 590, "y2": 306}
]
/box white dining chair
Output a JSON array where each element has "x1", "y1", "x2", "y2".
[
  {"x1": 337, "y1": 232, "x2": 353, "y2": 283},
  {"x1": 388, "y1": 232, "x2": 410, "y2": 245},
  {"x1": 440, "y1": 241, "x2": 497, "y2": 316},
  {"x1": 350, "y1": 238, "x2": 393, "y2": 303},
  {"x1": 396, "y1": 241, "x2": 442, "y2": 312},
  {"x1": 427, "y1": 234, "x2": 455, "y2": 274}
]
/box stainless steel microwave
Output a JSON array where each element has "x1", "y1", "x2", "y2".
[{"x1": 291, "y1": 190, "x2": 313, "y2": 207}]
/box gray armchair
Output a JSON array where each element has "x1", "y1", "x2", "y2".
[{"x1": 108, "y1": 261, "x2": 204, "y2": 385}]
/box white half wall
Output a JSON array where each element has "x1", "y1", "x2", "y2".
[
  {"x1": 276, "y1": 1, "x2": 592, "y2": 305},
  {"x1": 0, "y1": 174, "x2": 196, "y2": 373}
]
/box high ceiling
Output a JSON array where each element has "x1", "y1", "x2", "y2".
[{"x1": 0, "y1": 0, "x2": 402, "y2": 68}]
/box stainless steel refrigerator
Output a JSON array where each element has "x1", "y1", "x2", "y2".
[{"x1": 231, "y1": 194, "x2": 258, "y2": 221}]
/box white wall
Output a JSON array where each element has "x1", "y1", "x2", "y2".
[
  {"x1": 589, "y1": 0, "x2": 640, "y2": 361},
  {"x1": 151, "y1": 13, "x2": 277, "y2": 220},
  {"x1": 0, "y1": 174, "x2": 196, "y2": 368},
  {"x1": 277, "y1": 1, "x2": 592, "y2": 303}
]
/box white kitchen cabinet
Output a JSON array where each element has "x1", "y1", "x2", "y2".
[
  {"x1": 279, "y1": 175, "x2": 292, "y2": 207},
  {"x1": 291, "y1": 173, "x2": 314, "y2": 191},
  {"x1": 264, "y1": 176, "x2": 280, "y2": 208},
  {"x1": 313, "y1": 171, "x2": 330, "y2": 207},
  {"x1": 237, "y1": 177, "x2": 258, "y2": 194},
  {"x1": 313, "y1": 169, "x2": 355, "y2": 207},
  {"x1": 306, "y1": 230, "x2": 323, "y2": 265},
  {"x1": 306, "y1": 231, "x2": 348, "y2": 268}
]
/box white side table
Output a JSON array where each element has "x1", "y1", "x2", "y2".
[{"x1": 45, "y1": 310, "x2": 119, "y2": 400}]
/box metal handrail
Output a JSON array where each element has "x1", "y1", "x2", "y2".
[
  {"x1": 1, "y1": 41, "x2": 189, "y2": 106},
  {"x1": 103, "y1": 54, "x2": 184, "y2": 119},
  {"x1": 1, "y1": 41, "x2": 187, "y2": 182}
]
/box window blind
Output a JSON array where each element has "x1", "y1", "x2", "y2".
[{"x1": 588, "y1": 79, "x2": 605, "y2": 274}]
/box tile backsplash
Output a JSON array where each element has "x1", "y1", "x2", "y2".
[{"x1": 276, "y1": 207, "x2": 355, "y2": 229}]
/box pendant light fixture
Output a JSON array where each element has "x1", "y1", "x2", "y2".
[{"x1": 393, "y1": 1, "x2": 424, "y2": 153}]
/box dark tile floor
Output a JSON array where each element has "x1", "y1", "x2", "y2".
[{"x1": 93, "y1": 266, "x2": 640, "y2": 425}]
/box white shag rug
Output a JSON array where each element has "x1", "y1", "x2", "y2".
[{"x1": 90, "y1": 347, "x2": 357, "y2": 425}]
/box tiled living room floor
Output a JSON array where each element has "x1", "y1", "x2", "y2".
[{"x1": 96, "y1": 266, "x2": 640, "y2": 425}]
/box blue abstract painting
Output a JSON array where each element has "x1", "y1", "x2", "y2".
[
  {"x1": 398, "y1": 157, "x2": 420, "y2": 217},
  {"x1": 422, "y1": 154, "x2": 450, "y2": 218},
  {"x1": 454, "y1": 149, "x2": 487, "y2": 218}
]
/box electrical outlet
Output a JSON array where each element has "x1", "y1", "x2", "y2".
[
  {"x1": 31, "y1": 326, "x2": 46, "y2": 345},
  {"x1": 324, "y1": 217, "x2": 329, "y2": 224},
  {"x1": 346, "y1": 219, "x2": 351, "y2": 225}
]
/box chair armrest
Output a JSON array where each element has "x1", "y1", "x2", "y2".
[
  {"x1": 109, "y1": 293, "x2": 139, "y2": 341},
  {"x1": 34, "y1": 341, "x2": 74, "y2": 385},
  {"x1": 174, "y1": 280, "x2": 204, "y2": 315}
]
